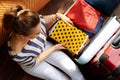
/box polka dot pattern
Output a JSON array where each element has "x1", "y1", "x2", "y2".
[{"x1": 50, "y1": 20, "x2": 88, "y2": 56}]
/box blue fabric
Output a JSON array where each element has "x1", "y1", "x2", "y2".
[
  {"x1": 85, "y1": 16, "x2": 103, "y2": 35},
  {"x1": 94, "y1": 16, "x2": 103, "y2": 33},
  {"x1": 86, "y1": 0, "x2": 120, "y2": 15}
]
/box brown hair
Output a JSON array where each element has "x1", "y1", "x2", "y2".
[{"x1": 2, "y1": 5, "x2": 40, "y2": 36}]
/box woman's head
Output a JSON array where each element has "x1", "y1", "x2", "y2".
[{"x1": 2, "y1": 5, "x2": 41, "y2": 38}]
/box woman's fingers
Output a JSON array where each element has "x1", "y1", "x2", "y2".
[
  {"x1": 64, "y1": 18, "x2": 73, "y2": 26},
  {"x1": 57, "y1": 13, "x2": 73, "y2": 26}
]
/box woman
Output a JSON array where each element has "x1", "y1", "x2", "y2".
[{"x1": 2, "y1": 5, "x2": 85, "y2": 80}]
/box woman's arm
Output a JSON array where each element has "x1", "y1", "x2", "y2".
[
  {"x1": 43, "y1": 14, "x2": 58, "y2": 32},
  {"x1": 43, "y1": 13, "x2": 73, "y2": 32},
  {"x1": 37, "y1": 43, "x2": 66, "y2": 63}
]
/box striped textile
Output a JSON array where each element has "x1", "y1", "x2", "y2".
[{"x1": 8, "y1": 16, "x2": 47, "y2": 67}]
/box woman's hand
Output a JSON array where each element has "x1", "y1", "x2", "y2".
[
  {"x1": 52, "y1": 43, "x2": 67, "y2": 51},
  {"x1": 56, "y1": 13, "x2": 73, "y2": 26},
  {"x1": 37, "y1": 43, "x2": 66, "y2": 63}
]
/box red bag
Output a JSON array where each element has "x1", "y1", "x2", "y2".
[{"x1": 66, "y1": 0, "x2": 100, "y2": 32}]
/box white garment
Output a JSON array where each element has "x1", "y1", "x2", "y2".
[{"x1": 21, "y1": 41, "x2": 85, "y2": 80}]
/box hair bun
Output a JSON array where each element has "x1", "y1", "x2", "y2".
[
  {"x1": 11, "y1": 5, "x2": 23, "y2": 13},
  {"x1": 16, "y1": 5, "x2": 23, "y2": 12},
  {"x1": 2, "y1": 5, "x2": 23, "y2": 31}
]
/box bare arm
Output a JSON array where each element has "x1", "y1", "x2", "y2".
[
  {"x1": 43, "y1": 13, "x2": 73, "y2": 32},
  {"x1": 37, "y1": 43, "x2": 66, "y2": 63},
  {"x1": 43, "y1": 14, "x2": 57, "y2": 32}
]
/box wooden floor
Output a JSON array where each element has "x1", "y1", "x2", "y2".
[{"x1": 0, "y1": 0, "x2": 120, "y2": 80}]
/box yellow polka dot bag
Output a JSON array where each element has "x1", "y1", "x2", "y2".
[{"x1": 49, "y1": 20, "x2": 89, "y2": 56}]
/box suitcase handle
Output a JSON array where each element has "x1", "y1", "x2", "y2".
[
  {"x1": 116, "y1": 16, "x2": 120, "y2": 23},
  {"x1": 111, "y1": 33, "x2": 120, "y2": 49}
]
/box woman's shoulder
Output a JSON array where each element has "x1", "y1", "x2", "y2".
[
  {"x1": 39, "y1": 15, "x2": 47, "y2": 35},
  {"x1": 8, "y1": 33, "x2": 28, "y2": 54},
  {"x1": 8, "y1": 39, "x2": 24, "y2": 53}
]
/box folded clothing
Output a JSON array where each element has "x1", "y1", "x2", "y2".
[
  {"x1": 85, "y1": 0, "x2": 120, "y2": 15},
  {"x1": 66, "y1": 0, "x2": 100, "y2": 32}
]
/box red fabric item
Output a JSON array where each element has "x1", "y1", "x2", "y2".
[{"x1": 66, "y1": 0, "x2": 100, "y2": 31}]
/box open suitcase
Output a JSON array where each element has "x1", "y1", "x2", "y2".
[
  {"x1": 48, "y1": 0, "x2": 103, "y2": 57},
  {"x1": 99, "y1": 29, "x2": 120, "y2": 77},
  {"x1": 91, "y1": 29, "x2": 120, "y2": 64},
  {"x1": 86, "y1": 28, "x2": 120, "y2": 80},
  {"x1": 75, "y1": 16, "x2": 120, "y2": 65}
]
